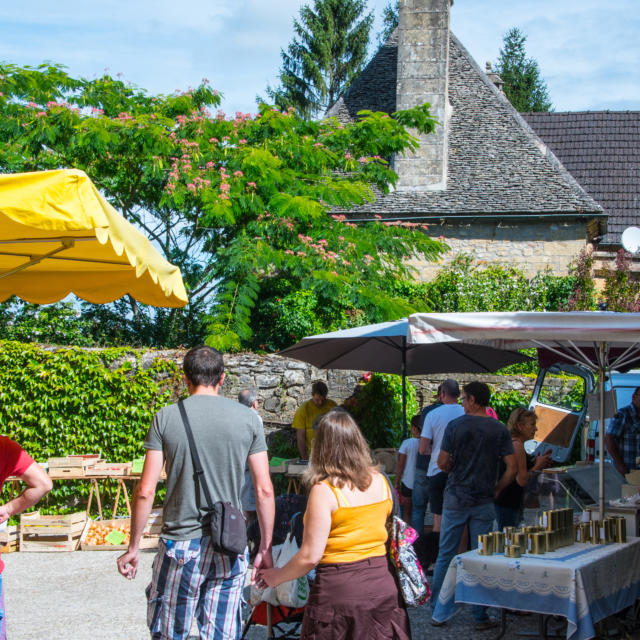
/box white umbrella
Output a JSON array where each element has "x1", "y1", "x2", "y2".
[
  {"x1": 408, "y1": 311, "x2": 640, "y2": 518},
  {"x1": 279, "y1": 318, "x2": 529, "y2": 437}
]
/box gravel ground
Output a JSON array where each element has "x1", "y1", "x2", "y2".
[{"x1": 4, "y1": 550, "x2": 555, "y2": 639}]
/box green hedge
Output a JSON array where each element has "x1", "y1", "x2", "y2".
[{"x1": 0, "y1": 341, "x2": 182, "y2": 516}]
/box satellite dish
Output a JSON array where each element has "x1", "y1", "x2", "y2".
[{"x1": 621, "y1": 227, "x2": 640, "y2": 255}]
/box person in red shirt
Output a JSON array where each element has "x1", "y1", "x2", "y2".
[{"x1": 0, "y1": 436, "x2": 52, "y2": 638}]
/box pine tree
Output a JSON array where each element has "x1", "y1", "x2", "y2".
[
  {"x1": 494, "y1": 27, "x2": 552, "y2": 112},
  {"x1": 266, "y1": 0, "x2": 373, "y2": 119},
  {"x1": 377, "y1": 1, "x2": 399, "y2": 45}
]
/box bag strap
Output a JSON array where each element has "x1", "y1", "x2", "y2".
[
  {"x1": 380, "y1": 470, "x2": 400, "y2": 519},
  {"x1": 178, "y1": 399, "x2": 214, "y2": 510}
]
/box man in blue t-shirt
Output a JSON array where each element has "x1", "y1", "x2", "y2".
[{"x1": 430, "y1": 381, "x2": 516, "y2": 631}]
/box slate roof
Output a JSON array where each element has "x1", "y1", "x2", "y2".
[
  {"x1": 327, "y1": 33, "x2": 603, "y2": 222},
  {"x1": 522, "y1": 111, "x2": 640, "y2": 245}
]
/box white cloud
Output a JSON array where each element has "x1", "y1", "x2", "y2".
[{"x1": 0, "y1": 0, "x2": 637, "y2": 113}]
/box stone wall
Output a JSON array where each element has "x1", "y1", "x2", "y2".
[
  {"x1": 109, "y1": 348, "x2": 536, "y2": 427},
  {"x1": 408, "y1": 219, "x2": 587, "y2": 279}
]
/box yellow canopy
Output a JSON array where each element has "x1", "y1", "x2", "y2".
[{"x1": 0, "y1": 169, "x2": 188, "y2": 307}]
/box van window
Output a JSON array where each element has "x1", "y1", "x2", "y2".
[
  {"x1": 537, "y1": 372, "x2": 586, "y2": 412},
  {"x1": 614, "y1": 387, "x2": 635, "y2": 410}
]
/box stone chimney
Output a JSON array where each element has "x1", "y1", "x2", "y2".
[
  {"x1": 485, "y1": 62, "x2": 504, "y2": 93},
  {"x1": 394, "y1": 0, "x2": 452, "y2": 192}
]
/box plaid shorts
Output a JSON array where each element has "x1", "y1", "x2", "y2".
[{"x1": 146, "y1": 537, "x2": 248, "y2": 640}]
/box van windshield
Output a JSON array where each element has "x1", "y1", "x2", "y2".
[{"x1": 538, "y1": 373, "x2": 586, "y2": 413}]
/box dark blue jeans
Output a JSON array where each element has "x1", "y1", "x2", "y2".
[
  {"x1": 430, "y1": 503, "x2": 495, "y2": 622},
  {"x1": 411, "y1": 471, "x2": 429, "y2": 532}
]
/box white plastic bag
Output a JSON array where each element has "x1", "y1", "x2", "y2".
[
  {"x1": 249, "y1": 533, "x2": 310, "y2": 608},
  {"x1": 274, "y1": 533, "x2": 309, "y2": 608},
  {"x1": 249, "y1": 543, "x2": 282, "y2": 606}
]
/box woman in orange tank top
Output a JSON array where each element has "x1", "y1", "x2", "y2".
[{"x1": 258, "y1": 408, "x2": 411, "y2": 639}]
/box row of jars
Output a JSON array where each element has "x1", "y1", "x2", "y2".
[{"x1": 477, "y1": 509, "x2": 627, "y2": 558}]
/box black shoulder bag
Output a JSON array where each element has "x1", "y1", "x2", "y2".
[{"x1": 178, "y1": 400, "x2": 247, "y2": 556}]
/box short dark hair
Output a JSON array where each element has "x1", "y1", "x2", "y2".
[
  {"x1": 238, "y1": 388, "x2": 258, "y2": 407},
  {"x1": 183, "y1": 346, "x2": 224, "y2": 387},
  {"x1": 311, "y1": 380, "x2": 328, "y2": 397},
  {"x1": 441, "y1": 378, "x2": 460, "y2": 398},
  {"x1": 463, "y1": 381, "x2": 491, "y2": 408}
]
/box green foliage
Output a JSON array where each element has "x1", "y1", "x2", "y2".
[
  {"x1": 421, "y1": 255, "x2": 575, "y2": 314},
  {"x1": 0, "y1": 62, "x2": 445, "y2": 351},
  {"x1": 0, "y1": 341, "x2": 181, "y2": 514},
  {"x1": 265, "y1": 0, "x2": 373, "y2": 118},
  {"x1": 0, "y1": 302, "x2": 95, "y2": 346},
  {"x1": 489, "y1": 388, "x2": 531, "y2": 424},
  {"x1": 494, "y1": 27, "x2": 552, "y2": 112},
  {"x1": 267, "y1": 430, "x2": 299, "y2": 460},
  {"x1": 349, "y1": 373, "x2": 418, "y2": 448},
  {"x1": 565, "y1": 246, "x2": 597, "y2": 311},
  {"x1": 600, "y1": 250, "x2": 640, "y2": 312},
  {"x1": 377, "y1": 1, "x2": 399, "y2": 45}
]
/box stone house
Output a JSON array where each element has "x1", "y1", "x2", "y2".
[
  {"x1": 522, "y1": 111, "x2": 640, "y2": 276},
  {"x1": 327, "y1": 0, "x2": 604, "y2": 279}
]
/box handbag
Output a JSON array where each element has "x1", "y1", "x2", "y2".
[
  {"x1": 382, "y1": 472, "x2": 431, "y2": 607},
  {"x1": 178, "y1": 400, "x2": 247, "y2": 556}
]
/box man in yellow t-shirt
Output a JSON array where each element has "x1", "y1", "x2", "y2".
[{"x1": 293, "y1": 381, "x2": 336, "y2": 458}]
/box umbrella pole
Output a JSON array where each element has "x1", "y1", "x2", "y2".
[
  {"x1": 402, "y1": 337, "x2": 407, "y2": 441},
  {"x1": 598, "y1": 343, "x2": 606, "y2": 521}
]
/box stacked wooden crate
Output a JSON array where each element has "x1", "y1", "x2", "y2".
[
  {"x1": 20, "y1": 511, "x2": 87, "y2": 552},
  {"x1": 47, "y1": 455, "x2": 101, "y2": 477},
  {"x1": 0, "y1": 525, "x2": 19, "y2": 553},
  {"x1": 85, "y1": 461, "x2": 132, "y2": 476}
]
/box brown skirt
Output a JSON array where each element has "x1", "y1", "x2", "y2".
[{"x1": 300, "y1": 554, "x2": 412, "y2": 640}]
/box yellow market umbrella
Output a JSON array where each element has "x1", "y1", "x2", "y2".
[{"x1": 0, "y1": 169, "x2": 188, "y2": 307}]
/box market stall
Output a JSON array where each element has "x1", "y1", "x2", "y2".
[{"x1": 409, "y1": 311, "x2": 640, "y2": 518}]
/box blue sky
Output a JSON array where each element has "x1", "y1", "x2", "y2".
[{"x1": 1, "y1": 0, "x2": 637, "y2": 114}]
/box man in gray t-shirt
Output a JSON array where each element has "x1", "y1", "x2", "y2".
[
  {"x1": 430, "y1": 381, "x2": 516, "y2": 631},
  {"x1": 117, "y1": 346, "x2": 275, "y2": 640}
]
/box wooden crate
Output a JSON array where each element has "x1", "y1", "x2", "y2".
[
  {"x1": 0, "y1": 525, "x2": 19, "y2": 553},
  {"x1": 80, "y1": 518, "x2": 158, "y2": 551},
  {"x1": 85, "y1": 462, "x2": 131, "y2": 476},
  {"x1": 20, "y1": 511, "x2": 86, "y2": 552},
  {"x1": 144, "y1": 509, "x2": 163, "y2": 536}
]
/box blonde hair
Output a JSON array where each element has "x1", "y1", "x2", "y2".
[
  {"x1": 507, "y1": 407, "x2": 536, "y2": 438},
  {"x1": 304, "y1": 408, "x2": 377, "y2": 491}
]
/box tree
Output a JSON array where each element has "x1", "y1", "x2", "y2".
[
  {"x1": 377, "y1": 1, "x2": 399, "y2": 45},
  {"x1": 266, "y1": 0, "x2": 373, "y2": 118},
  {"x1": 494, "y1": 27, "x2": 552, "y2": 112},
  {"x1": 0, "y1": 63, "x2": 445, "y2": 351}
]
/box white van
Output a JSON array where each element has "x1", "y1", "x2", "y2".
[{"x1": 525, "y1": 365, "x2": 640, "y2": 464}]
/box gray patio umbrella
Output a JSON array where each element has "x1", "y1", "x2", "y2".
[{"x1": 278, "y1": 319, "x2": 530, "y2": 438}]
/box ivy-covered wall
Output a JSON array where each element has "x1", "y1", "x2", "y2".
[
  {"x1": 0, "y1": 341, "x2": 182, "y2": 514},
  {"x1": 0, "y1": 341, "x2": 538, "y2": 514}
]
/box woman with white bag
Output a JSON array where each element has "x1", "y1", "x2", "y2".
[{"x1": 258, "y1": 408, "x2": 411, "y2": 639}]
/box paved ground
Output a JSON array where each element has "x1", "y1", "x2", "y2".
[{"x1": 2, "y1": 550, "x2": 559, "y2": 640}]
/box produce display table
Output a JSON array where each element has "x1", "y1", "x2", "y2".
[
  {"x1": 5, "y1": 473, "x2": 143, "y2": 520},
  {"x1": 432, "y1": 537, "x2": 640, "y2": 640}
]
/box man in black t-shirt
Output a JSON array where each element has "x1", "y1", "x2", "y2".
[{"x1": 430, "y1": 381, "x2": 516, "y2": 631}]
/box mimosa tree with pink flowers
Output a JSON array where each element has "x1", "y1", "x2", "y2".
[{"x1": 0, "y1": 63, "x2": 446, "y2": 350}]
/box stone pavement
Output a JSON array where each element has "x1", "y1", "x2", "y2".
[{"x1": 4, "y1": 550, "x2": 551, "y2": 639}]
